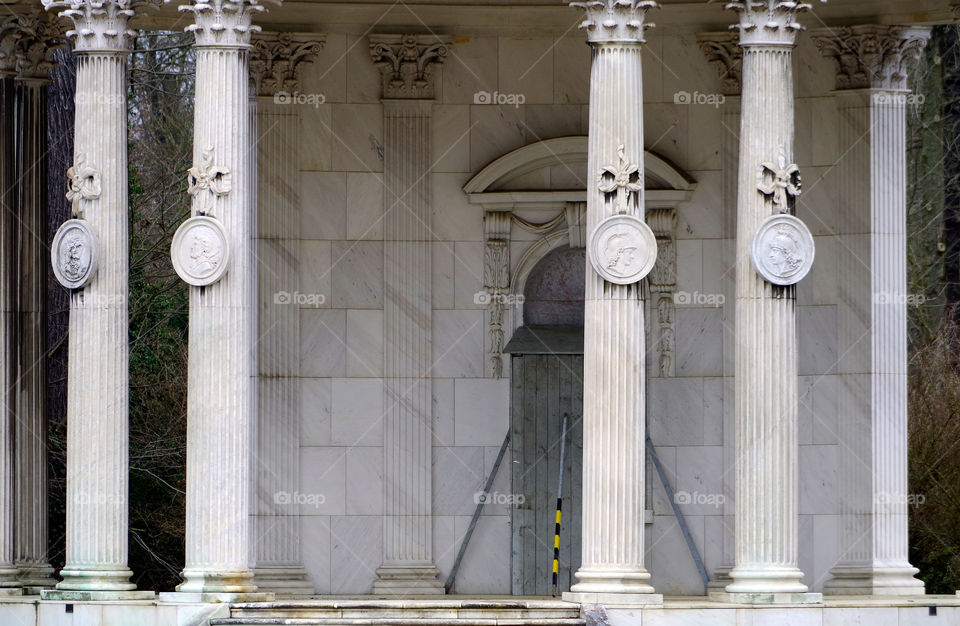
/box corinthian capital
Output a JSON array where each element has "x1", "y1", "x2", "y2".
[
  {"x1": 42, "y1": 0, "x2": 146, "y2": 53},
  {"x1": 811, "y1": 25, "x2": 930, "y2": 91},
  {"x1": 697, "y1": 31, "x2": 742, "y2": 95},
  {"x1": 250, "y1": 32, "x2": 324, "y2": 97},
  {"x1": 179, "y1": 0, "x2": 274, "y2": 48},
  {"x1": 725, "y1": 0, "x2": 824, "y2": 47},
  {"x1": 570, "y1": 0, "x2": 658, "y2": 44},
  {"x1": 369, "y1": 34, "x2": 450, "y2": 100},
  {"x1": 1, "y1": 12, "x2": 65, "y2": 79}
]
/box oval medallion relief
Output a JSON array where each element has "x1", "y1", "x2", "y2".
[
  {"x1": 750, "y1": 214, "x2": 815, "y2": 286},
  {"x1": 51, "y1": 219, "x2": 100, "y2": 289},
  {"x1": 171, "y1": 215, "x2": 230, "y2": 287},
  {"x1": 588, "y1": 214, "x2": 658, "y2": 285}
]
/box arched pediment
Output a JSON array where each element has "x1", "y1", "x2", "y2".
[{"x1": 463, "y1": 136, "x2": 696, "y2": 210}]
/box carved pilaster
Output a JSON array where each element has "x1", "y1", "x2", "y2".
[
  {"x1": 372, "y1": 35, "x2": 450, "y2": 594},
  {"x1": 697, "y1": 31, "x2": 742, "y2": 95},
  {"x1": 811, "y1": 26, "x2": 929, "y2": 91},
  {"x1": 811, "y1": 24, "x2": 930, "y2": 597},
  {"x1": 250, "y1": 32, "x2": 324, "y2": 97},
  {"x1": 369, "y1": 34, "x2": 449, "y2": 99},
  {"x1": 646, "y1": 209, "x2": 677, "y2": 378}
]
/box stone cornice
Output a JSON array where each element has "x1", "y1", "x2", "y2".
[
  {"x1": 725, "y1": 0, "x2": 823, "y2": 47},
  {"x1": 369, "y1": 34, "x2": 450, "y2": 100},
  {"x1": 250, "y1": 32, "x2": 324, "y2": 97},
  {"x1": 697, "y1": 31, "x2": 742, "y2": 95},
  {"x1": 570, "y1": 0, "x2": 658, "y2": 45},
  {"x1": 179, "y1": 0, "x2": 274, "y2": 49},
  {"x1": 42, "y1": 0, "x2": 151, "y2": 54},
  {"x1": 811, "y1": 25, "x2": 930, "y2": 91}
]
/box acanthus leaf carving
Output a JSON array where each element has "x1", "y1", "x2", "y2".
[
  {"x1": 483, "y1": 211, "x2": 512, "y2": 378},
  {"x1": 250, "y1": 32, "x2": 325, "y2": 97},
  {"x1": 179, "y1": 0, "x2": 270, "y2": 49},
  {"x1": 0, "y1": 12, "x2": 64, "y2": 78},
  {"x1": 811, "y1": 25, "x2": 930, "y2": 91},
  {"x1": 697, "y1": 31, "x2": 742, "y2": 96},
  {"x1": 570, "y1": 0, "x2": 659, "y2": 44},
  {"x1": 724, "y1": 0, "x2": 824, "y2": 47},
  {"x1": 369, "y1": 34, "x2": 450, "y2": 100},
  {"x1": 646, "y1": 207, "x2": 677, "y2": 378},
  {"x1": 42, "y1": 0, "x2": 149, "y2": 53}
]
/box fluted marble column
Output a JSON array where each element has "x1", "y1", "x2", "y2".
[
  {"x1": 812, "y1": 25, "x2": 930, "y2": 596},
  {"x1": 697, "y1": 31, "x2": 741, "y2": 593},
  {"x1": 369, "y1": 34, "x2": 448, "y2": 595},
  {"x1": 165, "y1": 0, "x2": 271, "y2": 601},
  {"x1": 562, "y1": 0, "x2": 660, "y2": 605},
  {"x1": 0, "y1": 19, "x2": 22, "y2": 597},
  {"x1": 12, "y1": 13, "x2": 60, "y2": 593},
  {"x1": 711, "y1": 0, "x2": 821, "y2": 604},
  {"x1": 41, "y1": 0, "x2": 153, "y2": 600},
  {"x1": 250, "y1": 32, "x2": 323, "y2": 597}
]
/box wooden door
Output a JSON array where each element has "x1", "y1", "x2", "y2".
[{"x1": 509, "y1": 351, "x2": 583, "y2": 596}]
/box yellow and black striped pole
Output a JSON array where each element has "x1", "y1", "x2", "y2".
[{"x1": 552, "y1": 416, "x2": 569, "y2": 597}]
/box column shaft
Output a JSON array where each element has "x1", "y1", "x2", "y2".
[
  {"x1": 0, "y1": 71, "x2": 20, "y2": 594},
  {"x1": 51, "y1": 49, "x2": 147, "y2": 598},
  {"x1": 564, "y1": 1, "x2": 659, "y2": 604},
  {"x1": 14, "y1": 76, "x2": 56, "y2": 592},
  {"x1": 177, "y1": 46, "x2": 258, "y2": 596},
  {"x1": 730, "y1": 47, "x2": 803, "y2": 591}
]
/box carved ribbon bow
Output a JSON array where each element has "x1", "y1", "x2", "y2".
[
  {"x1": 757, "y1": 146, "x2": 801, "y2": 212},
  {"x1": 65, "y1": 153, "x2": 101, "y2": 215},
  {"x1": 599, "y1": 144, "x2": 642, "y2": 214},
  {"x1": 187, "y1": 147, "x2": 232, "y2": 213}
]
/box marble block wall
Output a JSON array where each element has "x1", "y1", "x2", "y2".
[{"x1": 273, "y1": 29, "x2": 843, "y2": 596}]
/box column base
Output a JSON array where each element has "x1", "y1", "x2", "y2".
[
  {"x1": 823, "y1": 564, "x2": 925, "y2": 596},
  {"x1": 709, "y1": 591, "x2": 822, "y2": 605},
  {"x1": 252, "y1": 566, "x2": 315, "y2": 596},
  {"x1": 175, "y1": 568, "x2": 261, "y2": 596},
  {"x1": 16, "y1": 562, "x2": 57, "y2": 593},
  {"x1": 372, "y1": 565, "x2": 445, "y2": 595},
  {"x1": 51, "y1": 567, "x2": 139, "y2": 594},
  {"x1": 708, "y1": 564, "x2": 734, "y2": 592},
  {"x1": 41, "y1": 590, "x2": 156, "y2": 601},
  {"x1": 565, "y1": 568, "x2": 663, "y2": 605},
  {"x1": 724, "y1": 565, "x2": 809, "y2": 595}
]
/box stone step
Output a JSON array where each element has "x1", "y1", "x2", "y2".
[
  {"x1": 217, "y1": 600, "x2": 583, "y2": 625},
  {"x1": 210, "y1": 617, "x2": 586, "y2": 626},
  {"x1": 227, "y1": 600, "x2": 582, "y2": 621}
]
